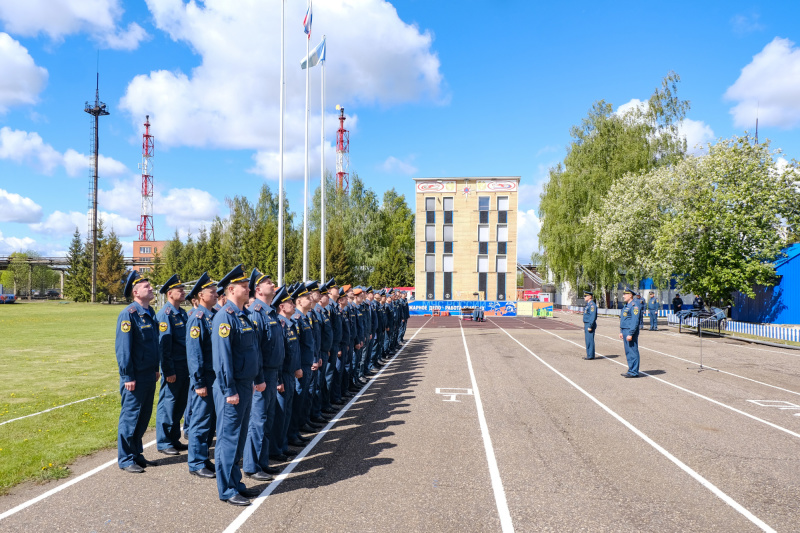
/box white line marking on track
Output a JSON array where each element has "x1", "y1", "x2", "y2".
[
  {"x1": 490, "y1": 320, "x2": 776, "y2": 533},
  {"x1": 223, "y1": 319, "x2": 432, "y2": 533},
  {"x1": 0, "y1": 440, "x2": 157, "y2": 522},
  {"x1": 520, "y1": 320, "x2": 800, "y2": 441},
  {"x1": 459, "y1": 321, "x2": 514, "y2": 533},
  {"x1": 0, "y1": 393, "x2": 112, "y2": 427}
]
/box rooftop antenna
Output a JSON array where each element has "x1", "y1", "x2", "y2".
[
  {"x1": 85, "y1": 58, "x2": 110, "y2": 303},
  {"x1": 755, "y1": 101, "x2": 759, "y2": 144}
]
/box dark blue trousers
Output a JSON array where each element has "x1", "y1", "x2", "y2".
[
  {"x1": 269, "y1": 371, "x2": 294, "y2": 455},
  {"x1": 213, "y1": 380, "x2": 253, "y2": 501},
  {"x1": 584, "y1": 324, "x2": 595, "y2": 359},
  {"x1": 320, "y1": 351, "x2": 334, "y2": 410},
  {"x1": 623, "y1": 333, "x2": 640, "y2": 376},
  {"x1": 288, "y1": 366, "x2": 312, "y2": 440},
  {"x1": 308, "y1": 367, "x2": 322, "y2": 419},
  {"x1": 399, "y1": 320, "x2": 407, "y2": 341},
  {"x1": 329, "y1": 352, "x2": 342, "y2": 403},
  {"x1": 156, "y1": 367, "x2": 190, "y2": 450},
  {"x1": 243, "y1": 370, "x2": 278, "y2": 474},
  {"x1": 649, "y1": 311, "x2": 658, "y2": 330},
  {"x1": 117, "y1": 375, "x2": 157, "y2": 468},
  {"x1": 187, "y1": 374, "x2": 216, "y2": 472}
]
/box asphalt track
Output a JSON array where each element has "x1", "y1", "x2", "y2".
[{"x1": 1, "y1": 312, "x2": 799, "y2": 532}]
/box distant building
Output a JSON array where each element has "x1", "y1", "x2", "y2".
[
  {"x1": 413, "y1": 177, "x2": 519, "y2": 301},
  {"x1": 132, "y1": 240, "x2": 168, "y2": 273},
  {"x1": 732, "y1": 243, "x2": 800, "y2": 325}
]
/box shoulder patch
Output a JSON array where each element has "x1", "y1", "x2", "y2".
[
  {"x1": 190, "y1": 326, "x2": 200, "y2": 339},
  {"x1": 218, "y1": 323, "x2": 231, "y2": 338},
  {"x1": 120, "y1": 321, "x2": 131, "y2": 333},
  {"x1": 127, "y1": 307, "x2": 135, "y2": 314},
  {"x1": 165, "y1": 307, "x2": 173, "y2": 315},
  {"x1": 196, "y1": 310, "x2": 204, "y2": 318},
  {"x1": 226, "y1": 307, "x2": 234, "y2": 314},
  {"x1": 254, "y1": 303, "x2": 262, "y2": 311},
  {"x1": 159, "y1": 322, "x2": 169, "y2": 332}
]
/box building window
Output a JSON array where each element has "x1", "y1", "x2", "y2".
[
  {"x1": 443, "y1": 225, "x2": 453, "y2": 243},
  {"x1": 139, "y1": 257, "x2": 152, "y2": 263},
  {"x1": 425, "y1": 254, "x2": 435, "y2": 272},
  {"x1": 477, "y1": 255, "x2": 488, "y2": 272},
  {"x1": 426, "y1": 242, "x2": 435, "y2": 253},
  {"x1": 443, "y1": 255, "x2": 453, "y2": 300},
  {"x1": 497, "y1": 225, "x2": 508, "y2": 242},
  {"x1": 479, "y1": 196, "x2": 490, "y2": 223},
  {"x1": 443, "y1": 197, "x2": 453, "y2": 224},
  {"x1": 497, "y1": 242, "x2": 507, "y2": 254},
  {"x1": 478, "y1": 274, "x2": 487, "y2": 297},
  {"x1": 497, "y1": 273, "x2": 506, "y2": 301},
  {"x1": 425, "y1": 197, "x2": 436, "y2": 223},
  {"x1": 496, "y1": 256, "x2": 507, "y2": 273},
  {"x1": 444, "y1": 242, "x2": 454, "y2": 253},
  {"x1": 425, "y1": 225, "x2": 435, "y2": 241},
  {"x1": 478, "y1": 225, "x2": 489, "y2": 254},
  {"x1": 426, "y1": 272, "x2": 435, "y2": 300},
  {"x1": 140, "y1": 267, "x2": 151, "y2": 273},
  {"x1": 497, "y1": 196, "x2": 509, "y2": 224},
  {"x1": 139, "y1": 246, "x2": 152, "y2": 254}
]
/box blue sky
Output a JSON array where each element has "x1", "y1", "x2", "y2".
[{"x1": 1, "y1": 0, "x2": 799, "y2": 263}]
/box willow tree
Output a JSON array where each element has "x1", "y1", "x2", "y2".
[{"x1": 538, "y1": 72, "x2": 689, "y2": 300}]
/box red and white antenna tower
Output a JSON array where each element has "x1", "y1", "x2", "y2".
[
  {"x1": 335, "y1": 105, "x2": 349, "y2": 193},
  {"x1": 137, "y1": 115, "x2": 154, "y2": 241}
]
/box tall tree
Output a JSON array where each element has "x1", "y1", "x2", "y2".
[
  {"x1": 64, "y1": 228, "x2": 89, "y2": 301},
  {"x1": 97, "y1": 228, "x2": 127, "y2": 301},
  {"x1": 538, "y1": 72, "x2": 689, "y2": 296}
]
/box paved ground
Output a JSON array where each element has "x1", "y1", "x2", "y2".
[{"x1": 2, "y1": 311, "x2": 799, "y2": 532}]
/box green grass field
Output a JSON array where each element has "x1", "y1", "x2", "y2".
[{"x1": 0, "y1": 301, "x2": 157, "y2": 495}]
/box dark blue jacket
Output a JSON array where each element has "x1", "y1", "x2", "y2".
[
  {"x1": 156, "y1": 301, "x2": 189, "y2": 376},
  {"x1": 620, "y1": 300, "x2": 639, "y2": 337},
  {"x1": 250, "y1": 299, "x2": 284, "y2": 371},
  {"x1": 212, "y1": 301, "x2": 263, "y2": 397},
  {"x1": 296, "y1": 312, "x2": 316, "y2": 366},
  {"x1": 583, "y1": 300, "x2": 597, "y2": 329},
  {"x1": 115, "y1": 301, "x2": 160, "y2": 382},
  {"x1": 186, "y1": 304, "x2": 215, "y2": 390},
  {"x1": 278, "y1": 314, "x2": 301, "y2": 380}
]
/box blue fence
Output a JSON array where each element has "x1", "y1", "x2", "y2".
[{"x1": 409, "y1": 300, "x2": 517, "y2": 317}]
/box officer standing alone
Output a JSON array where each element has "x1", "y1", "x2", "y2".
[
  {"x1": 115, "y1": 271, "x2": 160, "y2": 473},
  {"x1": 583, "y1": 291, "x2": 597, "y2": 360},
  {"x1": 619, "y1": 289, "x2": 641, "y2": 378},
  {"x1": 647, "y1": 291, "x2": 660, "y2": 331}
]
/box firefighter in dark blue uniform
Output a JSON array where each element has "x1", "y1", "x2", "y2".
[
  {"x1": 212, "y1": 264, "x2": 266, "y2": 506},
  {"x1": 583, "y1": 291, "x2": 597, "y2": 360},
  {"x1": 185, "y1": 272, "x2": 218, "y2": 478},
  {"x1": 324, "y1": 279, "x2": 343, "y2": 409},
  {"x1": 619, "y1": 289, "x2": 641, "y2": 377},
  {"x1": 647, "y1": 291, "x2": 660, "y2": 331},
  {"x1": 243, "y1": 268, "x2": 283, "y2": 480},
  {"x1": 312, "y1": 281, "x2": 336, "y2": 418},
  {"x1": 336, "y1": 289, "x2": 353, "y2": 400},
  {"x1": 116, "y1": 271, "x2": 160, "y2": 473},
  {"x1": 288, "y1": 283, "x2": 316, "y2": 447},
  {"x1": 155, "y1": 274, "x2": 190, "y2": 455},
  {"x1": 270, "y1": 286, "x2": 303, "y2": 461}
]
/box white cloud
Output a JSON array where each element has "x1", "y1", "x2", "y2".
[
  {"x1": 0, "y1": 229, "x2": 37, "y2": 254},
  {"x1": 730, "y1": 13, "x2": 763, "y2": 36},
  {"x1": 0, "y1": 0, "x2": 148, "y2": 50},
  {"x1": 121, "y1": 0, "x2": 444, "y2": 177},
  {"x1": 28, "y1": 209, "x2": 138, "y2": 238},
  {"x1": 725, "y1": 37, "x2": 800, "y2": 129},
  {"x1": 517, "y1": 209, "x2": 541, "y2": 263},
  {"x1": 0, "y1": 33, "x2": 47, "y2": 112},
  {"x1": 380, "y1": 155, "x2": 417, "y2": 175},
  {"x1": 0, "y1": 188, "x2": 42, "y2": 223},
  {"x1": 679, "y1": 118, "x2": 715, "y2": 155},
  {"x1": 249, "y1": 139, "x2": 337, "y2": 181},
  {"x1": 0, "y1": 126, "x2": 128, "y2": 176},
  {"x1": 159, "y1": 187, "x2": 220, "y2": 233},
  {"x1": 98, "y1": 176, "x2": 141, "y2": 218},
  {"x1": 615, "y1": 98, "x2": 647, "y2": 117}
]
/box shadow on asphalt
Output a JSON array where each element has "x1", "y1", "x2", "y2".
[
  {"x1": 643, "y1": 369, "x2": 666, "y2": 375},
  {"x1": 260, "y1": 337, "x2": 432, "y2": 494}
]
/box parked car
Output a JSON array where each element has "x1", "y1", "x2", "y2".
[
  {"x1": 46, "y1": 289, "x2": 60, "y2": 299},
  {"x1": 0, "y1": 294, "x2": 17, "y2": 304}
]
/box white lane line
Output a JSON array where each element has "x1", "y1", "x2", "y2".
[
  {"x1": 0, "y1": 393, "x2": 112, "y2": 427},
  {"x1": 0, "y1": 440, "x2": 156, "y2": 522},
  {"x1": 459, "y1": 321, "x2": 514, "y2": 533},
  {"x1": 523, "y1": 316, "x2": 800, "y2": 399},
  {"x1": 224, "y1": 318, "x2": 431, "y2": 533},
  {"x1": 491, "y1": 321, "x2": 776, "y2": 533},
  {"x1": 521, "y1": 321, "x2": 800, "y2": 441}
]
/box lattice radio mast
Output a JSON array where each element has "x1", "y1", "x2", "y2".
[
  {"x1": 335, "y1": 105, "x2": 349, "y2": 193},
  {"x1": 137, "y1": 116, "x2": 155, "y2": 241},
  {"x1": 84, "y1": 72, "x2": 109, "y2": 303}
]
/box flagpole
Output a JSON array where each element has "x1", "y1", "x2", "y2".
[
  {"x1": 320, "y1": 36, "x2": 326, "y2": 282},
  {"x1": 278, "y1": 0, "x2": 285, "y2": 286},
  {"x1": 302, "y1": 0, "x2": 310, "y2": 281}
]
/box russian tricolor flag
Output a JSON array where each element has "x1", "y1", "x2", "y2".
[{"x1": 303, "y1": 4, "x2": 312, "y2": 39}]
